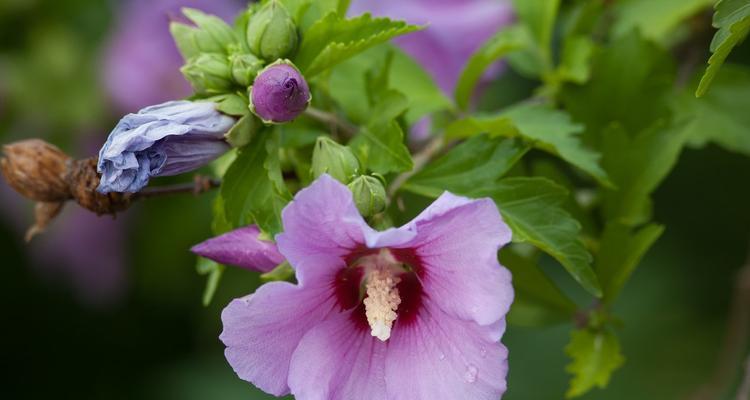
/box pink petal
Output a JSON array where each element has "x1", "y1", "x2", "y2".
[
  {"x1": 385, "y1": 301, "x2": 509, "y2": 400},
  {"x1": 276, "y1": 174, "x2": 371, "y2": 285},
  {"x1": 191, "y1": 225, "x2": 284, "y2": 272},
  {"x1": 288, "y1": 311, "x2": 388, "y2": 400},
  {"x1": 220, "y1": 281, "x2": 338, "y2": 396}
]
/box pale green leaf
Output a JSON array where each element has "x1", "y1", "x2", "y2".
[
  {"x1": 556, "y1": 35, "x2": 594, "y2": 84},
  {"x1": 196, "y1": 257, "x2": 225, "y2": 306},
  {"x1": 565, "y1": 329, "x2": 625, "y2": 398},
  {"x1": 611, "y1": 0, "x2": 714, "y2": 42},
  {"x1": 696, "y1": 0, "x2": 750, "y2": 96},
  {"x1": 471, "y1": 177, "x2": 602, "y2": 297}
]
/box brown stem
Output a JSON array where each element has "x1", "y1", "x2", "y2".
[
  {"x1": 134, "y1": 175, "x2": 220, "y2": 199},
  {"x1": 304, "y1": 107, "x2": 358, "y2": 138}
]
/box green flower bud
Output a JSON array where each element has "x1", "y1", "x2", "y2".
[
  {"x1": 246, "y1": 0, "x2": 298, "y2": 60},
  {"x1": 348, "y1": 175, "x2": 387, "y2": 218},
  {"x1": 229, "y1": 53, "x2": 264, "y2": 87},
  {"x1": 311, "y1": 137, "x2": 359, "y2": 183},
  {"x1": 181, "y1": 53, "x2": 233, "y2": 94}
]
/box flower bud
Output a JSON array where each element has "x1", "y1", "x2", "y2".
[
  {"x1": 311, "y1": 137, "x2": 359, "y2": 183},
  {"x1": 249, "y1": 60, "x2": 311, "y2": 123},
  {"x1": 0, "y1": 139, "x2": 71, "y2": 202},
  {"x1": 230, "y1": 53, "x2": 264, "y2": 87},
  {"x1": 181, "y1": 53, "x2": 234, "y2": 94},
  {"x1": 245, "y1": 0, "x2": 298, "y2": 60},
  {"x1": 348, "y1": 175, "x2": 387, "y2": 217}
]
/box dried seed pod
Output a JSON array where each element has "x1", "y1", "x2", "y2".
[
  {"x1": 0, "y1": 139, "x2": 72, "y2": 202},
  {"x1": 66, "y1": 157, "x2": 132, "y2": 215}
]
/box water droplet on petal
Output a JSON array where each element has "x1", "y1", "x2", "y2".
[
  {"x1": 438, "y1": 353, "x2": 446, "y2": 360},
  {"x1": 464, "y1": 364, "x2": 478, "y2": 383}
]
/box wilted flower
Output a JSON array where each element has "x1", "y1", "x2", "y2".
[
  {"x1": 195, "y1": 175, "x2": 513, "y2": 399},
  {"x1": 249, "y1": 60, "x2": 311, "y2": 123},
  {"x1": 97, "y1": 100, "x2": 235, "y2": 193},
  {"x1": 0, "y1": 139, "x2": 71, "y2": 202},
  {"x1": 349, "y1": 0, "x2": 514, "y2": 94}
]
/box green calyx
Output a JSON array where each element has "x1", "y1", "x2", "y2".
[
  {"x1": 348, "y1": 175, "x2": 387, "y2": 218},
  {"x1": 181, "y1": 53, "x2": 233, "y2": 95},
  {"x1": 311, "y1": 137, "x2": 360, "y2": 183},
  {"x1": 246, "y1": 0, "x2": 299, "y2": 61}
]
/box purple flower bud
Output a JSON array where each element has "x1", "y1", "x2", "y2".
[
  {"x1": 97, "y1": 100, "x2": 235, "y2": 193},
  {"x1": 249, "y1": 60, "x2": 311, "y2": 124}
]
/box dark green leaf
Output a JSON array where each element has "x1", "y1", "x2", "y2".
[
  {"x1": 296, "y1": 13, "x2": 421, "y2": 77},
  {"x1": 507, "y1": 0, "x2": 560, "y2": 77},
  {"x1": 596, "y1": 222, "x2": 664, "y2": 304},
  {"x1": 565, "y1": 328, "x2": 625, "y2": 398},
  {"x1": 402, "y1": 136, "x2": 528, "y2": 198},
  {"x1": 472, "y1": 177, "x2": 602, "y2": 297},
  {"x1": 696, "y1": 0, "x2": 750, "y2": 96},
  {"x1": 502, "y1": 248, "x2": 577, "y2": 327},
  {"x1": 611, "y1": 0, "x2": 713, "y2": 42},
  {"x1": 556, "y1": 35, "x2": 594, "y2": 84},
  {"x1": 455, "y1": 25, "x2": 528, "y2": 109}
]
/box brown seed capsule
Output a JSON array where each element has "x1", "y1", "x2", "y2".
[
  {"x1": 0, "y1": 139, "x2": 72, "y2": 202},
  {"x1": 65, "y1": 157, "x2": 132, "y2": 215}
]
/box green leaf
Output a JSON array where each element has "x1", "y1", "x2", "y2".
[
  {"x1": 196, "y1": 257, "x2": 226, "y2": 306},
  {"x1": 696, "y1": 0, "x2": 750, "y2": 96},
  {"x1": 170, "y1": 8, "x2": 237, "y2": 60},
  {"x1": 349, "y1": 91, "x2": 413, "y2": 174},
  {"x1": 208, "y1": 93, "x2": 249, "y2": 116},
  {"x1": 507, "y1": 0, "x2": 560, "y2": 77},
  {"x1": 611, "y1": 0, "x2": 713, "y2": 42},
  {"x1": 560, "y1": 31, "x2": 675, "y2": 136},
  {"x1": 402, "y1": 136, "x2": 528, "y2": 198},
  {"x1": 447, "y1": 104, "x2": 610, "y2": 186},
  {"x1": 261, "y1": 261, "x2": 295, "y2": 282},
  {"x1": 221, "y1": 129, "x2": 288, "y2": 235},
  {"x1": 455, "y1": 25, "x2": 528, "y2": 109},
  {"x1": 601, "y1": 123, "x2": 688, "y2": 225},
  {"x1": 596, "y1": 222, "x2": 664, "y2": 304},
  {"x1": 675, "y1": 64, "x2": 750, "y2": 156},
  {"x1": 501, "y1": 248, "x2": 577, "y2": 327},
  {"x1": 296, "y1": 13, "x2": 421, "y2": 77},
  {"x1": 565, "y1": 328, "x2": 625, "y2": 398},
  {"x1": 224, "y1": 114, "x2": 259, "y2": 148},
  {"x1": 556, "y1": 35, "x2": 594, "y2": 84},
  {"x1": 471, "y1": 177, "x2": 602, "y2": 297}
]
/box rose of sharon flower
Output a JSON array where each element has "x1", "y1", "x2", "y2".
[
  {"x1": 349, "y1": 0, "x2": 515, "y2": 94},
  {"x1": 97, "y1": 100, "x2": 235, "y2": 193},
  {"x1": 250, "y1": 61, "x2": 311, "y2": 124},
  {"x1": 193, "y1": 175, "x2": 514, "y2": 399}
]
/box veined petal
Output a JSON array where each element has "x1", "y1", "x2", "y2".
[
  {"x1": 276, "y1": 174, "x2": 371, "y2": 285},
  {"x1": 385, "y1": 301, "x2": 509, "y2": 400},
  {"x1": 220, "y1": 281, "x2": 337, "y2": 396},
  {"x1": 191, "y1": 225, "x2": 284, "y2": 272},
  {"x1": 288, "y1": 310, "x2": 388, "y2": 400}
]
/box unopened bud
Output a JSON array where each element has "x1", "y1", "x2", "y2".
[
  {"x1": 0, "y1": 139, "x2": 71, "y2": 202},
  {"x1": 181, "y1": 53, "x2": 233, "y2": 94},
  {"x1": 246, "y1": 0, "x2": 298, "y2": 60},
  {"x1": 249, "y1": 60, "x2": 311, "y2": 123},
  {"x1": 348, "y1": 175, "x2": 387, "y2": 217},
  {"x1": 311, "y1": 137, "x2": 359, "y2": 183},
  {"x1": 230, "y1": 53, "x2": 264, "y2": 87}
]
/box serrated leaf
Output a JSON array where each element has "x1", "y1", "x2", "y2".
[
  {"x1": 675, "y1": 64, "x2": 750, "y2": 156},
  {"x1": 455, "y1": 25, "x2": 528, "y2": 109},
  {"x1": 596, "y1": 222, "x2": 664, "y2": 304},
  {"x1": 296, "y1": 12, "x2": 421, "y2": 77},
  {"x1": 349, "y1": 90, "x2": 413, "y2": 174},
  {"x1": 221, "y1": 129, "x2": 287, "y2": 235},
  {"x1": 471, "y1": 177, "x2": 602, "y2": 297},
  {"x1": 565, "y1": 328, "x2": 625, "y2": 398},
  {"x1": 696, "y1": 0, "x2": 750, "y2": 96},
  {"x1": 402, "y1": 136, "x2": 528, "y2": 198},
  {"x1": 611, "y1": 0, "x2": 713, "y2": 42},
  {"x1": 601, "y1": 123, "x2": 688, "y2": 225},
  {"x1": 446, "y1": 104, "x2": 610, "y2": 186},
  {"x1": 502, "y1": 248, "x2": 577, "y2": 327}
]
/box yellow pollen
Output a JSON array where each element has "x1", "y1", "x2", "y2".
[{"x1": 363, "y1": 268, "x2": 401, "y2": 341}]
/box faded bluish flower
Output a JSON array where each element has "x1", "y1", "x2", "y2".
[
  {"x1": 201, "y1": 175, "x2": 513, "y2": 399},
  {"x1": 249, "y1": 60, "x2": 311, "y2": 124},
  {"x1": 349, "y1": 0, "x2": 514, "y2": 94},
  {"x1": 97, "y1": 100, "x2": 235, "y2": 193},
  {"x1": 103, "y1": 0, "x2": 241, "y2": 112},
  {"x1": 191, "y1": 225, "x2": 284, "y2": 272}
]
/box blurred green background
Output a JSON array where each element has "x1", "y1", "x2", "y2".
[{"x1": 1, "y1": 0, "x2": 748, "y2": 399}]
